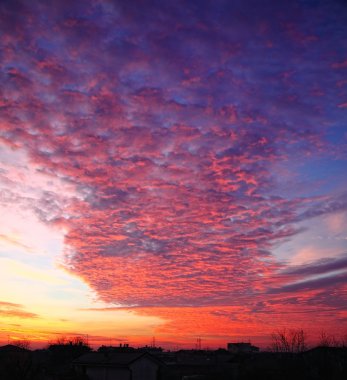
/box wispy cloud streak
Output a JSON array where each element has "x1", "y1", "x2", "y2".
[{"x1": 0, "y1": 301, "x2": 39, "y2": 319}]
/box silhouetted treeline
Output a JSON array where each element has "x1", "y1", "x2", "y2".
[{"x1": 0, "y1": 331, "x2": 346, "y2": 380}]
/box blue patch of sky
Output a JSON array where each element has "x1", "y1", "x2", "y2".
[
  {"x1": 268, "y1": 152, "x2": 347, "y2": 200},
  {"x1": 326, "y1": 122, "x2": 347, "y2": 145},
  {"x1": 299, "y1": 157, "x2": 345, "y2": 196}
]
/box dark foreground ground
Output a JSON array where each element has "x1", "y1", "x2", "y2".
[{"x1": 0, "y1": 344, "x2": 346, "y2": 380}]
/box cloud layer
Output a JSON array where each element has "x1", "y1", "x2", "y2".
[
  {"x1": 0, "y1": 0, "x2": 346, "y2": 340},
  {"x1": 0, "y1": 301, "x2": 39, "y2": 319}
]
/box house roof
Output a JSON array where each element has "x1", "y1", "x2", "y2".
[
  {"x1": 228, "y1": 343, "x2": 252, "y2": 347},
  {"x1": 73, "y1": 352, "x2": 159, "y2": 367},
  {"x1": 0, "y1": 344, "x2": 29, "y2": 352},
  {"x1": 304, "y1": 346, "x2": 347, "y2": 355}
]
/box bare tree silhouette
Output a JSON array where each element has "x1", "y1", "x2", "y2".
[
  {"x1": 318, "y1": 330, "x2": 338, "y2": 347},
  {"x1": 12, "y1": 339, "x2": 31, "y2": 350},
  {"x1": 270, "y1": 328, "x2": 307, "y2": 353}
]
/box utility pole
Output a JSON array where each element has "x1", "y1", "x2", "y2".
[{"x1": 196, "y1": 337, "x2": 202, "y2": 350}]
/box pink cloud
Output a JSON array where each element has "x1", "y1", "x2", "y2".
[
  {"x1": 0, "y1": 0, "x2": 346, "y2": 342},
  {"x1": 0, "y1": 301, "x2": 39, "y2": 319}
]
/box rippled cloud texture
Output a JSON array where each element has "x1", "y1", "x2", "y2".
[{"x1": 1, "y1": 0, "x2": 347, "y2": 344}]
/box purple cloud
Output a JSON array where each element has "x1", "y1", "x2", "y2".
[{"x1": 0, "y1": 0, "x2": 346, "y2": 317}]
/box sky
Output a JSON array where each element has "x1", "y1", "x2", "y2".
[{"x1": 0, "y1": 0, "x2": 346, "y2": 350}]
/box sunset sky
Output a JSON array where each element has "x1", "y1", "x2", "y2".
[{"x1": 0, "y1": 0, "x2": 346, "y2": 350}]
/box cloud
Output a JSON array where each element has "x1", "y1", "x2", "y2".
[
  {"x1": 0, "y1": 301, "x2": 39, "y2": 319},
  {"x1": 0, "y1": 0, "x2": 346, "y2": 323},
  {"x1": 0, "y1": 233, "x2": 34, "y2": 252},
  {"x1": 268, "y1": 272, "x2": 347, "y2": 294},
  {"x1": 282, "y1": 253, "x2": 347, "y2": 277}
]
